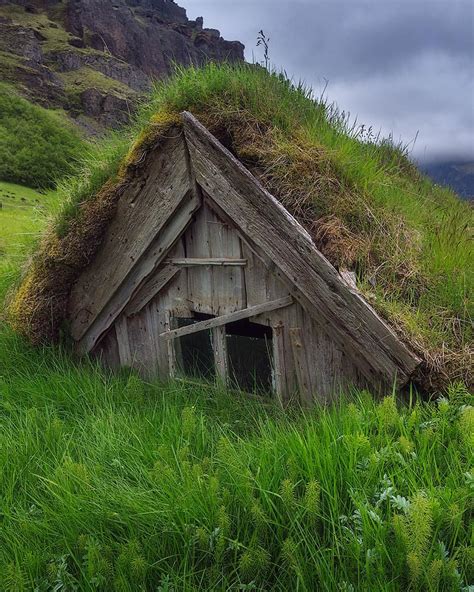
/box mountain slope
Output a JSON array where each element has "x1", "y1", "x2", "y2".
[
  {"x1": 421, "y1": 161, "x2": 474, "y2": 200},
  {"x1": 0, "y1": 0, "x2": 244, "y2": 132}
]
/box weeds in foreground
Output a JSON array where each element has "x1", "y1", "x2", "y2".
[{"x1": 0, "y1": 326, "x2": 472, "y2": 591}]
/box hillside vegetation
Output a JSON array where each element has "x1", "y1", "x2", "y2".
[
  {"x1": 0, "y1": 85, "x2": 84, "y2": 188},
  {"x1": 0, "y1": 325, "x2": 472, "y2": 591},
  {"x1": 11, "y1": 64, "x2": 473, "y2": 388},
  {"x1": 0, "y1": 181, "x2": 58, "y2": 300},
  {"x1": 0, "y1": 64, "x2": 472, "y2": 591}
]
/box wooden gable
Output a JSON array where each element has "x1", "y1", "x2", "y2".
[{"x1": 68, "y1": 111, "x2": 421, "y2": 403}]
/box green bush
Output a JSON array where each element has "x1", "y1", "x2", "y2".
[{"x1": 0, "y1": 84, "x2": 84, "y2": 188}]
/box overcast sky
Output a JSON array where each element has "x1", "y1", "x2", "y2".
[{"x1": 184, "y1": 0, "x2": 474, "y2": 163}]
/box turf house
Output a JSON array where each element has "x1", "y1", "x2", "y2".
[{"x1": 10, "y1": 66, "x2": 472, "y2": 402}]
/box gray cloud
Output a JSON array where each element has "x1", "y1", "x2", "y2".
[{"x1": 184, "y1": 0, "x2": 474, "y2": 162}]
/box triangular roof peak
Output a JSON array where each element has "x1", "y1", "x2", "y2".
[{"x1": 68, "y1": 111, "x2": 420, "y2": 388}]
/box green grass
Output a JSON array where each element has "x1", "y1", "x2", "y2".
[
  {"x1": 0, "y1": 65, "x2": 472, "y2": 590},
  {"x1": 60, "y1": 67, "x2": 137, "y2": 98},
  {"x1": 0, "y1": 84, "x2": 84, "y2": 189},
  {"x1": 0, "y1": 181, "x2": 58, "y2": 302},
  {"x1": 0, "y1": 189, "x2": 472, "y2": 590},
  {"x1": 0, "y1": 325, "x2": 472, "y2": 591}
]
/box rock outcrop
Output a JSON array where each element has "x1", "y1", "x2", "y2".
[{"x1": 0, "y1": 0, "x2": 244, "y2": 130}]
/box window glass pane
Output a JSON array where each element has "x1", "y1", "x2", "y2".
[
  {"x1": 226, "y1": 319, "x2": 273, "y2": 394},
  {"x1": 174, "y1": 316, "x2": 215, "y2": 380}
]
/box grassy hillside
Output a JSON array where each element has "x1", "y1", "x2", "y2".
[
  {"x1": 0, "y1": 65, "x2": 472, "y2": 591},
  {"x1": 0, "y1": 85, "x2": 84, "y2": 189},
  {"x1": 0, "y1": 324, "x2": 472, "y2": 591},
  {"x1": 0, "y1": 181, "x2": 59, "y2": 301},
  {"x1": 12, "y1": 63, "x2": 472, "y2": 387}
]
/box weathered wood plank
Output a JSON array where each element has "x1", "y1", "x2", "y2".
[
  {"x1": 289, "y1": 327, "x2": 313, "y2": 406},
  {"x1": 126, "y1": 306, "x2": 159, "y2": 378},
  {"x1": 340, "y1": 269, "x2": 358, "y2": 290},
  {"x1": 212, "y1": 326, "x2": 228, "y2": 385},
  {"x1": 115, "y1": 316, "x2": 132, "y2": 367},
  {"x1": 168, "y1": 258, "x2": 247, "y2": 266},
  {"x1": 166, "y1": 239, "x2": 191, "y2": 317},
  {"x1": 70, "y1": 131, "x2": 191, "y2": 341},
  {"x1": 161, "y1": 296, "x2": 293, "y2": 340},
  {"x1": 242, "y1": 242, "x2": 271, "y2": 307},
  {"x1": 124, "y1": 262, "x2": 180, "y2": 316},
  {"x1": 164, "y1": 310, "x2": 177, "y2": 378},
  {"x1": 206, "y1": 204, "x2": 246, "y2": 315},
  {"x1": 148, "y1": 291, "x2": 172, "y2": 380},
  {"x1": 94, "y1": 326, "x2": 120, "y2": 370},
  {"x1": 272, "y1": 324, "x2": 286, "y2": 407},
  {"x1": 182, "y1": 111, "x2": 420, "y2": 387},
  {"x1": 76, "y1": 190, "x2": 200, "y2": 355},
  {"x1": 185, "y1": 204, "x2": 213, "y2": 314}
]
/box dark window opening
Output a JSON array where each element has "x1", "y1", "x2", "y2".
[
  {"x1": 226, "y1": 319, "x2": 273, "y2": 395},
  {"x1": 174, "y1": 314, "x2": 215, "y2": 381}
]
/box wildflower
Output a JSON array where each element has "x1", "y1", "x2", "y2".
[
  {"x1": 281, "y1": 537, "x2": 299, "y2": 573},
  {"x1": 239, "y1": 546, "x2": 270, "y2": 581},
  {"x1": 398, "y1": 435, "x2": 414, "y2": 455},
  {"x1": 377, "y1": 396, "x2": 399, "y2": 430},
  {"x1": 280, "y1": 479, "x2": 296, "y2": 509},
  {"x1": 304, "y1": 479, "x2": 321, "y2": 520}
]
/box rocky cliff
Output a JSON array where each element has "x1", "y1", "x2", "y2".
[{"x1": 0, "y1": 0, "x2": 244, "y2": 131}]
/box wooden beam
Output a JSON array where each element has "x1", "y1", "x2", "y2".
[
  {"x1": 70, "y1": 132, "x2": 192, "y2": 341},
  {"x1": 212, "y1": 326, "x2": 228, "y2": 385},
  {"x1": 168, "y1": 258, "x2": 247, "y2": 267},
  {"x1": 181, "y1": 111, "x2": 421, "y2": 387},
  {"x1": 289, "y1": 328, "x2": 313, "y2": 406},
  {"x1": 160, "y1": 296, "x2": 293, "y2": 340},
  {"x1": 124, "y1": 262, "x2": 180, "y2": 317}
]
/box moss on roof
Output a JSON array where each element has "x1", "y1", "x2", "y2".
[{"x1": 9, "y1": 64, "x2": 473, "y2": 390}]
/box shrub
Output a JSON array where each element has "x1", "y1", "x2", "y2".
[{"x1": 0, "y1": 84, "x2": 84, "y2": 188}]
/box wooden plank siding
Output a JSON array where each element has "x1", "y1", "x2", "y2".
[
  {"x1": 93, "y1": 193, "x2": 377, "y2": 403},
  {"x1": 70, "y1": 131, "x2": 192, "y2": 341},
  {"x1": 75, "y1": 190, "x2": 201, "y2": 355},
  {"x1": 78, "y1": 112, "x2": 420, "y2": 405}
]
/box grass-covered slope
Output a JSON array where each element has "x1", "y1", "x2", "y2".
[
  {"x1": 0, "y1": 181, "x2": 59, "y2": 301},
  {"x1": 10, "y1": 64, "x2": 472, "y2": 389},
  {"x1": 0, "y1": 84, "x2": 84, "y2": 188},
  {"x1": 0, "y1": 157, "x2": 472, "y2": 590},
  {"x1": 0, "y1": 325, "x2": 472, "y2": 591}
]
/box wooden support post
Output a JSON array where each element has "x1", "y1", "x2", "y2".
[
  {"x1": 289, "y1": 327, "x2": 313, "y2": 406},
  {"x1": 212, "y1": 326, "x2": 228, "y2": 386},
  {"x1": 164, "y1": 311, "x2": 177, "y2": 378},
  {"x1": 272, "y1": 324, "x2": 286, "y2": 408}
]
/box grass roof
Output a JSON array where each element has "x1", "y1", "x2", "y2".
[{"x1": 9, "y1": 64, "x2": 473, "y2": 391}]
